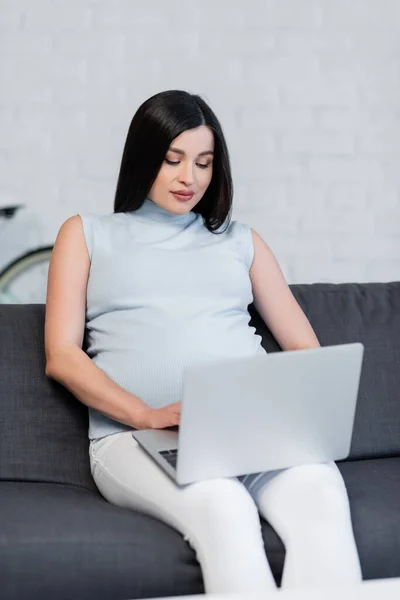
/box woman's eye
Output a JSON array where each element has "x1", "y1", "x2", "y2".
[{"x1": 165, "y1": 159, "x2": 210, "y2": 169}]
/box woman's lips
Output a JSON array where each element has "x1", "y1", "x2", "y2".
[{"x1": 172, "y1": 191, "x2": 194, "y2": 201}]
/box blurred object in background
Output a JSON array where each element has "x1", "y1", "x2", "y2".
[{"x1": 0, "y1": 205, "x2": 53, "y2": 304}]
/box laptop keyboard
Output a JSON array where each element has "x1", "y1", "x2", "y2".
[{"x1": 159, "y1": 449, "x2": 178, "y2": 469}]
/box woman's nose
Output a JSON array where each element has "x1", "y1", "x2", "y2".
[{"x1": 178, "y1": 163, "x2": 195, "y2": 186}]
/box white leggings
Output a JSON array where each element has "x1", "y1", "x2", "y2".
[{"x1": 89, "y1": 431, "x2": 362, "y2": 595}]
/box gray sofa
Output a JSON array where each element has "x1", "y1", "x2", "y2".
[{"x1": 1, "y1": 281, "x2": 400, "y2": 600}]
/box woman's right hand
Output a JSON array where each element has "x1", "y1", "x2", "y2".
[{"x1": 137, "y1": 402, "x2": 181, "y2": 430}]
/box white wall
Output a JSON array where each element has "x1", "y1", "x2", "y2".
[{"x1": 1, "y1": 0, "x2": 400, "y2": 284}]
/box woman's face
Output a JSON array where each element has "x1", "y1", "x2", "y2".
[{"x1": 148, "y1": 125, "x2": 214, "y2": 214}]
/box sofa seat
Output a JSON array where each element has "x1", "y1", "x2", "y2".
[
  {"x1": 2, "y1": 457, "x2": 400, "y2": 599},
  {"x1": 338, "y1": 457, "x2": 400, "y2": 579},
  {"x1": 0, "y1": 481, "x2": 203, "y2": 600}
]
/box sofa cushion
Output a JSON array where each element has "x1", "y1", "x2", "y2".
[
  {"x1": 337, "y1": 457, "x2": 400, "y2": 580},
  {"x1": 0, "y1": 304, "x2": 96, "y2": 490},
  {"x1": 0, "y1": 482, "x2": 204, "y2": 600},
  {"x1": 249, "y1": 281, "x2": 400, "y2": 460}
]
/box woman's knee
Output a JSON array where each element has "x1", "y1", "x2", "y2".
[
  {"x1": 292, "y1": 463, "x2": 349, "y2": 517},
  {"x1": 258, "y1": 462, "x2": 351, "y2": 526},
  {"x1": 184, "y1": 477, "x2": 260, "y2": 525}
]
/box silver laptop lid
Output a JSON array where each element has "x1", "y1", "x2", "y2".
[{"x1": 176, "y1": 343, "x2": 364, "y2": 484}]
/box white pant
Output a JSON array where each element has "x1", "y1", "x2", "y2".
[{"x1": 89, "y1": 431, "x2": 362, "y2": 594}]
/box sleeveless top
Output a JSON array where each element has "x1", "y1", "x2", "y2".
[{"x1": 78, "y1": 198, "x2": 266, "y2": 440}]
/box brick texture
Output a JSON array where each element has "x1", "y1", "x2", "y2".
[{"x1": 1, "y1": 0, "x2": 399, "y2": 284}]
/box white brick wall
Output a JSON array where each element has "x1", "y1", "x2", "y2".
[{"x1": 1, "y1": 0, "x2": 400, "y2": 284}]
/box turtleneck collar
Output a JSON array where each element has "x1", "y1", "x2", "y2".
[{"x1": 131, "y1": 198, "x2": 198, "y2": 226}]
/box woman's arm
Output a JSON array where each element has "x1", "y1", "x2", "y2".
[
  {"x1": 46, "y1": 345, "x2": 151, "y2": 429},
  {"x1": 249, "y1": 228, "x2": 321, "y2": 351},
  {"x1": 44, "y1": 216, "x2": 151, "y2": 429}
]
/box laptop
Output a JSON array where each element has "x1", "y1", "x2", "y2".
[{"x1": 132, "y1": 342, "x2": 364, "y2": 485}]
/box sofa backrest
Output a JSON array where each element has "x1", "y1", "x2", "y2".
[
  {"x1": 249, "y1": 281, "x2": 400, "y2": 461},
  {"x1": 0, "y1": 281, "x2": 399, "y2": 486},
  {"x1": 0, "y1": 304, "x2": 96, "y2": 490}
]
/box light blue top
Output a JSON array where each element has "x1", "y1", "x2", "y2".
[{"x1": 79, "y1": 198, "x2": 266, "y2": 440}]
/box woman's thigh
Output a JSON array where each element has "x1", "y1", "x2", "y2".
[
  {"x1": 240, "y1": 461, "x2": 351, "y2": 534},
  {"x1": 89, "y1": 431, "x2": 261, "y2": 537},
  {"x1": 239, "y1": 461, "x2": 345, "y2": 499}
]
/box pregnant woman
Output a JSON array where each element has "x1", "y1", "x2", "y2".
[{"x1": 44, "y1": 89, "x2": 362, "y2": 594}]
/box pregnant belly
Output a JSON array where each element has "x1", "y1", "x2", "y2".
[{"x1": 92, "y1": 343, "x2": 266, "y2": 410}]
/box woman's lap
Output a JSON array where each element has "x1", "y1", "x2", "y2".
[
  {"x1": 89, "y1": 431, "x2": 346, "y2": 516},
  {"x1": 89, "y1": 430, "x2": 257, "y2": 534}
]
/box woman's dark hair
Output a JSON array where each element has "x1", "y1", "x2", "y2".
[{"x1": 113, "y1": 90, "x2": 233, "y2": 233}]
